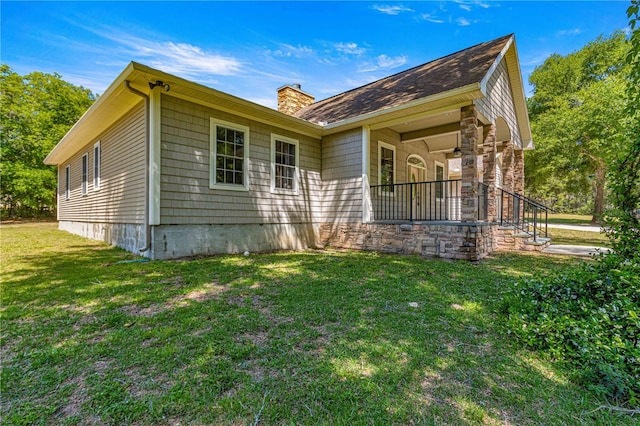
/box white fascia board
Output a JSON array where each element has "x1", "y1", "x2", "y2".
[
  {"x1": 479, "y1": 35, "x2": 533, "y2": 150},
  {"x1": 44, "y1": 62, "x2": 139, "y2": 165},
  {"x1": 479, "y1": 35, "x2": 514, "y2": 96},
  {"x1": 131, "y1": 62, "x2": 324, "y2": 139}
]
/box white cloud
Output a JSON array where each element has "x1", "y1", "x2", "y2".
[
  {"x1": 335, "y1": 42, "x2": 366, "y2": 55},
  {"x1": 376, "y1": 54, "x2": 407, "y2": 69},
  {"x1": 145, "y1": 41, "x2": 242, "y2": 76},
  {"x1": 271, "y1": 43, "x2": 315, "y2": 58},
  {"x1": 420, "y1": 13, "x2": 445, "y2": 24},
  {"x1": 359, "y1": 54, "x2": 407, "y2": 72},
  {"x1": 557, "y1": 28, "x2": 582, "y2": 36},
  {"x1": 372, "y1": 4, "x2": 414, "y2": 15},
  {"x1": 456, "y1": 17, "x2": 472, "y2": 26},
  {"x1": 455, "y1": 0, "x2": 490, "y2": 11},
  {"x1": 85, "y1": 28, "x2": 243, "y2": 77}
]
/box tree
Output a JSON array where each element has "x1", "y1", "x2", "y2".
[
  {"x1": 603, "y1": 1, "x2": 640, "y2": 258},
  {"x1": 0, "y1": 65, "x2": 95, "y2": 217},
  {"x1": 525, "y1": 32, "x2": 630, "y2": 222}
]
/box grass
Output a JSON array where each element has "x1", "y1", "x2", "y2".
[
  {"x1": 547, "y1": 213, "x2": 594, "y2": 225},
  {"x1": 1, "y1": 222, "x2": 634, "y2": 425},
  {"x1": 547, "y1": 228, "x2": 610, "y2": 247}
]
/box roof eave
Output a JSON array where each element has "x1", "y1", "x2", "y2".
[
  {"x1": 130, "y1": 62, "x2": 324, "y2": 136},
  {"x1": 480, "y1": 35, "x2": 533, "y2": 150},
  {"x1": 322, "y1": 83, "x2": 484, "y2": 134},
  {"x1": 44, "y1": 62, "x2": 139, "y2": 165},
  {"x1": 44, "y1": 62, "x2": 325, "y2": 166}
]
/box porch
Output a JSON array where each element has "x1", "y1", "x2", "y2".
[
  {"x1": 369, "y1": 179, "x2": 550, "y2": 243},
  {"x1": 369, "y1": 179, "x2": 549, "y2": 243}
]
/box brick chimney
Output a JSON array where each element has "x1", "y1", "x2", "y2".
[{"x1": 277, "y1": 84, "x2": 314, "y2": 115}]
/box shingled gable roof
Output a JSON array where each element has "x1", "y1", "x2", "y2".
[{"x1": 294, "y1": 34, "x2": 514, "y2": 125}]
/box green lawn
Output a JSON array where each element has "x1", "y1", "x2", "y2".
[
  {"x1": 1, "y1": 223, "x2": 633, "y2": 425},
  {"x1": 546, "y1": 213, "x2": 594, "y2": 225},
  {"x1": 547, "y1": 228, "x2": 610, "y2": 247}
]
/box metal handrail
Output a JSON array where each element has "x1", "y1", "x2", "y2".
[
  {"x1": 498, "y1": 188, "x2": 551, "y2": 241},
  {"x1": 370, "y1": 180, "x2": 488, "y2": 222}
]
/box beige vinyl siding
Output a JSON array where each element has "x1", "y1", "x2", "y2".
[
  {"x1": 475, "y1": 59, "x2": 522, "y2": 148},
  {"x1": 58, "y1": 102, "x2": 146, "y2": 223},
  {"x1": 321, "y1": 129, "x2": 363, "y2": 223},
  {"x1": 160, "y1": 95, "x2": 322, "y2": 225}
]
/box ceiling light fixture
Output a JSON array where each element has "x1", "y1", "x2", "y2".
[{"x1": 453, "y1": 133, "x2": 462, "y2": 157}]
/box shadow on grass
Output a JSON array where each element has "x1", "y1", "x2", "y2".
[{"x1": 2, "y1": 226, "x2": 627, "y2": 425}]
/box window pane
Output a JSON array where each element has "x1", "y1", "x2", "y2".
[
  {"x1": 217, "y1": 127, "x2": 226, "y2": 141},
  {"x1": 274, "y1": 140, "x2": 296, "y2": 190},
  {"x1": 284, "y1": 166, "x2": 294, "y2": 179},
  {"x1": 214, "y1": 124, "x2": 247, "y2": 186},
  {"x1": 380, "y1": 146, "x2": 394, "y2": 190}
]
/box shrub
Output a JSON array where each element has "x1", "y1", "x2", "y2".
[{"x1": 502, "y1": 252, "x2": 640, "y2": 406}]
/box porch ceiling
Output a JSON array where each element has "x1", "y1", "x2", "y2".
[
  {"x1": 389, "y1": 109, "x2": 470, "y2": 155},
  {"x1": 388, "y1": 109, "x2": 460, "y2": 134}
]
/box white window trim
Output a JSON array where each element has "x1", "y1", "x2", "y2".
[
  {"x1": 65, "y1": 165, "x2": 70, "y2": 200},
  {"x1": 209, "y1": 118, "x2": 250, "y2": 191},
  {"x1": 407, "y1": 154, "x2": 427, "y2": 171},
  {"x1": 270, "y1": 134, "x2": 299, "y2": 195},
  {"x1": 378, "y1": 141, "x2": 396, "y2": 195},
  {"x1": 435, "y1": 160, "x2": 445, "y2": 201},
  {"x1": 81, "y1": 153, "x2": 89, "y2": 196},
  {"x1": 93, "y1": 141, "x2": 101, "y2": 190}
]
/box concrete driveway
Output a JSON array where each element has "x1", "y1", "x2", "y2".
[{"x1": 546, "y1": 223, "x2": 603, "y2": 233}]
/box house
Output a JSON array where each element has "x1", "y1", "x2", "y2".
[{"x1": 45, "y1": 34, "x2": 548, "y2": 261}]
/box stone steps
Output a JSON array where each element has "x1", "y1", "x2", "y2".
[{"x1": 495, "y1": 226, "x2": 552, "y2": 252}]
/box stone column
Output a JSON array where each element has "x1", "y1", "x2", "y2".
[
  {"x1": 482, "y1": 124, "x2": 497, "y2": 222},
  {"x1": 460, "y1": 105, "x2": 479, "y2": 222},
  {"x1": 501, "y1": 140, "x2": 515, "y2": 220},
  {"x1": 513, "y1": 149, "x2": 524, "y2": 195}
]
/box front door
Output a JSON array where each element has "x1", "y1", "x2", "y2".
[{"x1": 407, "y1": 156, "x2": 426, "y2": 220}]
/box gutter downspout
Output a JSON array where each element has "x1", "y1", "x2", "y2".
[{"x1": 124, "y1": 81, "x2": 151, "y2": 254}]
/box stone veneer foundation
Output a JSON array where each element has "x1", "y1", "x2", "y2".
[{"x1": 320, "y1": 222, "x2": 498, "y2": 261}]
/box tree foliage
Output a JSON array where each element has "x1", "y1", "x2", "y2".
[
  {"x1": 603, "y1": 1, "x2": 640, "y2": 259},
  {"x1": 525, "y1": 32, "x2": 630, "y2": 221},
  {"x1": 505, "y1": 4, "x2": 640, "y2": 408},
  {"x1": 0, "y1": 65, "x2": 95, "y2": 217}
]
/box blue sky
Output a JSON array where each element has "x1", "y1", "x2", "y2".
[{"x1": 1, "y1": 1, "x2": 631, "y2": 108}]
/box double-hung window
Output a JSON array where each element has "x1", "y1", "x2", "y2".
[
  {"x1": 378, "y1": 141, "x2": 396, "y2": 193},
  {"x1": 271, "y1": 134, "x2": 299, "y2": 194},
  {"x1": 93, "y1": 142, "x2": 101, "y2": 190},
  {"x1": 81, "y1": 153, "x2": 88, "y2": 195},
  {"x1": 210, "y1": 119, "x2": 250, "y2": 191}
]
